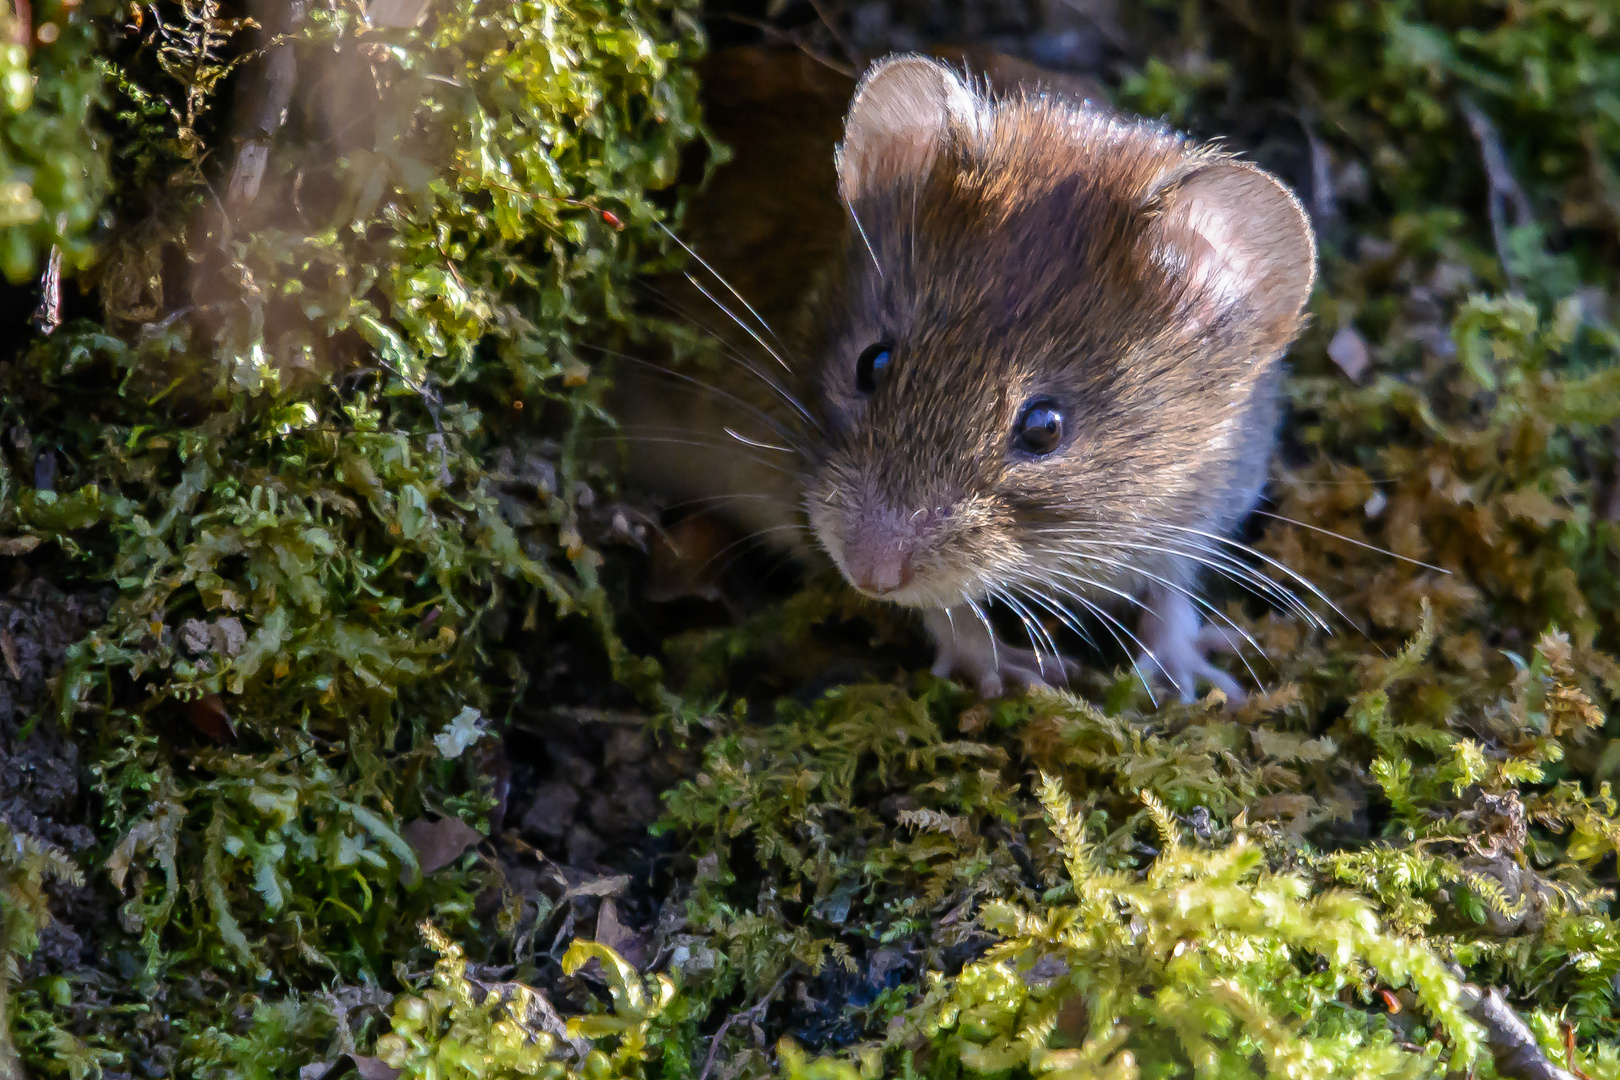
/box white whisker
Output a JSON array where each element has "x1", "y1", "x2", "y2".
[
  {"x1": 696, "y1": 523, "x2": 811, "y2": 577},
  {"x1": 1023, "y1": 525, "x2": 1331, "y2": 632},
  {"x1": 1250, "y1": 508, "x2": 1451, "y2": 573},
  {"x1": 848, "y1": 200, "x2": 883, "y2": 278},
  {"x1": 964, "y1": 595, "x2": 999, "y2": 676},
  {"x1": 724, "y1": 427, "x2": 794, "y2": 453},
  {"x1": 1036, "y1": 588, "x2": 1164, "y2": 707},
  {"x1": 582, "y1": 345, "x2": 812, "y2": 452},
  {"x1": 988, "y1": 586, "x2": 1060, "y2": 673},
  {"x1": 630, "y1": 285, "x2": 824, "y2": 435},
  {"x1": 1030, "y1": 565, "x2": 1266, "y2": 690},
  {"x1": 1021, "y1": 524, "x2": 1325, "y2": 631},
  {"x1": 654, "y1": 219, "x2": 785, "y2": 348},
  {"x1": 1152, "y1": 522, "x2": 1359, "y2": 634},
  {"x1": 684, "y1": 273, "x2": 795, "y2": 374}
]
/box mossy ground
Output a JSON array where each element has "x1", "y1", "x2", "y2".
[{"x1": 2, "y1": 2, "x2": 1620, "y2": 1079}]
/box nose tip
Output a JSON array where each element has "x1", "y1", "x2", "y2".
[
  {"x1": 851, "y1": 550, "x2": 914, "y2": 595},
  {"x1": 840, "y1": 499, "x2": 945, "y2": 598}
]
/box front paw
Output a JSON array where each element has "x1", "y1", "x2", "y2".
[
  {"x1": 1136, "y1": 587, "x2": 1247, "y2": 705},
  {"x1": 923, "y1": 608, "x2": 1076, "y2": 698}
]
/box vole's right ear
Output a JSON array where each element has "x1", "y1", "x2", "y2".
[{"x1": 837, "y1": 55, "x2": 979, "y2": 203}]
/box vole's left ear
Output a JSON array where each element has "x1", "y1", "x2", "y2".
[
  {"x1": 837, "y1": 55, "x2": 981, "y2": 204},
  {"x1": 1147, "y1": 159, "x2": 1318, "y2": 340}
]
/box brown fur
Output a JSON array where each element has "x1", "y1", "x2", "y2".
[{"x1": 616, "y1": 48, "x2": 1316, "y2": 640}]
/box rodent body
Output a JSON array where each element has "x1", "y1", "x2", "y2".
[{"x1": 614, "y1": 48, "x2": 1317, "y2": 701}]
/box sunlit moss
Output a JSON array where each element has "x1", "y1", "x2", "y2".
[{"x1": 5, "y1": 1, "x2": 1620, "y2": 1078}]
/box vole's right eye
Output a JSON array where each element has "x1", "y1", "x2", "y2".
[{"x1": 855, "y1": 342, "x2": 892, "y2": 394}]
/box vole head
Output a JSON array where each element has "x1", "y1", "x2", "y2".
[{"x1": 801, "y1": 55, "x2": 1317, "y2": 610}]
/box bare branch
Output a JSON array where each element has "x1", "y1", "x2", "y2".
[
  {"x1": 1458, "y1": 95, "x2": 1535, "y2": 285},
  {"x1": 1449, "y1": 971, "x2": 1582, "y2": 1080}
]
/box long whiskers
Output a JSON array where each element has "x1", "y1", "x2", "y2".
[
  {"x1": 579, "y1": 345, "x2": 810, "y2": 455},
  {"x1": 681, "y1": 272, "x2": 796, "y2": 375},
  {"x1": 629, "y1": 285, "x2": 823, "y2": 435},
  {"x1": 583, "y1": 427, "x2": 800, "y2": 478},
  {"x1": 723, "y1": 427, "x2": 795, "y2": 453},
  {"x1": 1027, "y1": 561, "x2": 1268, "y2": 687},
  {"x1": 652, "y1": 491, "x2": 799, "y2": 516},
  {"x1": 1017, "y1": 586, "x2": 1165, "y2": 708},
  {"x1": 1150, "y1": 521, "x2": 1361, "y2": 634},
  {"x1": 695, "y1": 522, "x2": 812, "y2": 579},
  {"x1": 963, "y1": 596, "x2": 1000, "y2": 677},
  {"x1": 986, "y1": 585, "x2": 1062, "y2": 676},
  {"x1": 1023, "y1": 527, "x2": 1329, "y2": 633},
  {"x1": 653, "y1": 219, "x2": 787, "y2": 352},
  {"x1": 1249, "y1": 508, "x2": 1451, "y2": 573}
]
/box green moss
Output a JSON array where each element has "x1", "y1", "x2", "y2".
[
  {"x1": 5, "y1": 1, "x2": 1620, "y2": 1078},
  {"x1": 1, "y1": 0, "x2": 705, "y2": 1072},
  {"x1": 0, "y1": 0, "x2": 107, "y2": 283},
  {"x1": 375, "y1": 927, "x2": 675, "y2": 1080}
]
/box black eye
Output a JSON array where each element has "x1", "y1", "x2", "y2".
[
  {"x1": 855, "y1": 342, "x2": 892, "y2": 394},
  {"x1": 1014, "y1": 398, "x2": 1065, "y2": 456}
]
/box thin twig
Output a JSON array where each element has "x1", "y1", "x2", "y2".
[
  {"x1": 802, "y1": 0, "x2": 861, "y2": 72},
  {"x1": 1447, "y1": 966, "x2": 1582, "y2": 1080},
  {"x1": 712, "y1": 13, "x2": 855, "y2": 78},
  {"x1": 1458, "y1": 95, "x2": 1535, "y2": 286},
  {"x1": 696, "y1": 971, "x2": 791, "y2": 1080}
]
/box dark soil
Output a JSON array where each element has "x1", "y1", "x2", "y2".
[{"x1": 0, "y1": 568, "x2": 113, "y2": 983}]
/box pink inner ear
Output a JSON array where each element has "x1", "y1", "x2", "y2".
[
  {"x1": 1183, "y1": 202, "x2": 1256, "y2": 309},
  {"x1": 838, "y1": 57, "x2": 977, "y2": 204},
  {"x1": 1152, "y1": 162, "x2": 1317, "y2": 336}
]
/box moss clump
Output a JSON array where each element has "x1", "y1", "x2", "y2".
[
  {"x1": 376, "y1": 926, "x2": 675, "y2": 1080},
  {"x1": 0, "y1": 0, "x2": 704, "y2": 1073},
  {"x1": 4, "y1": 1, "x2": 1620, "y2": 1079},
  {"x1": 901, "y1": 777, "x2": 1480, "y2": 1079},
  {"x1": 0, "y1": 0, "x2": 106, "y2": 283}
]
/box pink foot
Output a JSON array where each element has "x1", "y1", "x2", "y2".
[
  {"x1": 922, "y1": 607, "x2": 1077, "y2": 698},
  {"x1": 1134, "y1": 586, "x2": 1246, "y2": 705}
]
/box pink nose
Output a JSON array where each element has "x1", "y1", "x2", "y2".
[{"x1": 846, "y1": 546, "x2": 914, "y2": 595}]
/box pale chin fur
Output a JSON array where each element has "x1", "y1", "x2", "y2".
[{"x1": 845, "y1": 572, "x2": 974, "y2": 611}]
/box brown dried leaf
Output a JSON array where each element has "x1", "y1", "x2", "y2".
[
  {"x1": 301, "y1": 1054, "x2": 402, "y2": 1080},
  {"x1": 186, "y1": 694, "x2": 236, "y2": 742},
  {"x1": 402, "y1": 816, "x2": 484, "y2": 877}
]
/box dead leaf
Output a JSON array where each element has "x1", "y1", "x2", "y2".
[
  {"x1": 566, "y1": 872, "x2": 631, "y2": 899},
  {"x1": 186, "y1": 694, "x2": 236, "y2": 742},
  {"x1": 301, "y1": 1054, "x2": 402, "y2": 1080},
  {"x1": 0, "y1": 535, "x2": 40, "y2": 555},
  {"x1": 1500, "y1": 488, "x2": 1569, "y2": 526},
  {"x1": 1327, "y1": 324, "x2": 1370, "y2": 381},
  {"x1": 402, "y1": 816, "x2": 484, "y2": 877},
  {"x1": 0, "y1": 631, "x2": 18, "y2": 680},
  {"x1": 106, "y1": 823, "x2": 155, "y2": 891},
  {"x1": 595, "y1": 898, "x2": 650, "y2": 968}
]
